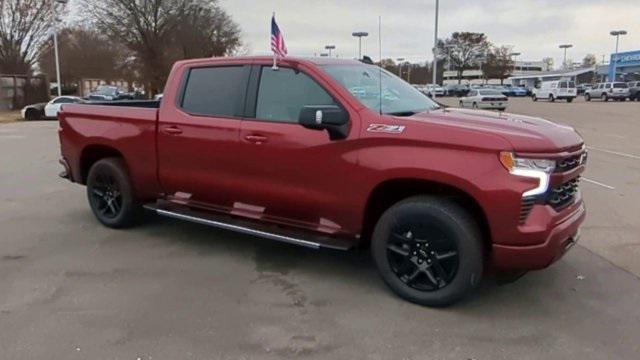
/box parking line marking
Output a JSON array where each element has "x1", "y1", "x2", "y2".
[
  {"x1": 587, "y1": 146, "x2": 640, "y2": 160},
  {"x1": 583, "y1": 177, "x2": 616, "y2": 190}
]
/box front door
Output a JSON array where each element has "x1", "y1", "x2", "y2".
[
  {"x1": 236, "y1": 65, "x2": 361, "y2": 235},
  {"x1": 157, "y1": 64, "x2": 251, "y2": 210}
]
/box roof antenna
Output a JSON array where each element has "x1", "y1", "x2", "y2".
[{"x1": 378, "y1": 15, "x2": 383, "y2": 116}]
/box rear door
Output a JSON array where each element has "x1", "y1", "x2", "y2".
[
  {"x1": 235, "y1": 64, "x2": 361, "y2": 235},
  {"x1": 157, "y1": 64, "x2": 251, "y2": 209}
]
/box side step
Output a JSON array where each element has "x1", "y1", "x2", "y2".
[{"x1": 143, "y1": 202, "x2": 354, "y2": 251}]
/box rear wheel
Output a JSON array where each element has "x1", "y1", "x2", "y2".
[
  {"x1": 472, "y1": 102, "x2": 478, "y2": 109},
  {"x1": 371, "y1": 196, "x2": 483, "y2": 307},
  {"x1": 86, "y1": 158, "x2": 143, "y2": 228},
  {"x1": 602, "y1": 94, "x2": 608, "y2": 102},
  {"x1": 549, "y1": 94, "x2": 555, "y2": 102},
  {"x1": 532, "y1": 94, "x2": 537, "y2": 102},
  {"x1": 25, "y1": 109, "x2": 40, "y2": 121},
  {"x1": 585, "y1": 94, "x2": 591, "y2": 101},
  {"x1": 566, "y1": 97, "x2": 573, "y2": 103}
]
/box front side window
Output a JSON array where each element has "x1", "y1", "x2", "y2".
[
  {"x1": 181, "y1": 66, "x2": 247, "y2": 117},
  {"x1": 322, "y1": 64, "x2": 440, "y2": 115},
  {"x1": 255, "y1": 67, "x2": 336, "y2": 123}
]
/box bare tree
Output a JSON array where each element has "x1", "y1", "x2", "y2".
[
  {"x1": 482, "y1": 46, "x2": 514, "y2": 85},
  {"x1": 85, "y1": 0, "x2": 241, "y2": 95},
  {"x1": 38, "y1": 27, "x2": 130, "y2": 85},
  {"x1": 582, "y1": 54, "x2": 597, "y2": 68},
  {"x1": 0, "y1": 0, "x2": 52, "y2": 74},
  {"x1": 438, "y1": 32, "x2": 490, "y2": 84}
]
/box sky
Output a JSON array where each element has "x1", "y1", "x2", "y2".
[{"x1": 219, "y1": 0, "x2": 640, "y2": 68}]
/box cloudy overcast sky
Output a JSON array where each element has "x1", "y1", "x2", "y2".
[{"x1": 219, "y1": 0, "x2": 639, "y2": 67}]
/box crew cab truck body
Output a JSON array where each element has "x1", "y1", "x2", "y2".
[{"x1": 58, "y1": 56, "x2": 586, "y2": 306}]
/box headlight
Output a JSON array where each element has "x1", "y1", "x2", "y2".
[{"x1": 500, "y1": 152, "x2": 556, "y2": 197}]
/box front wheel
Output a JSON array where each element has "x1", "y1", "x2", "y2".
[
  {"x1": 371, "y1": 196, "x2": 483, "y2": 307},
  {"x1": 602, "y1": 94, "x2": 608, "y2": 102},
  {"x1": 566, "y1": 97, "x2": 574, "y2": 103},
  {"x1": 585, "y1": 94, "x2": 591, "y2": 101},
  {"x1": 86, "y1": 158, "x2": 143, "y2": 228},
  {"x1": 549, "y1": 94, "x2": 555, "y2": 102},
  {"x1": 532, "y1": 94, "x2": 537, "y2": 102}
]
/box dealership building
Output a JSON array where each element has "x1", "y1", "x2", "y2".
[{"x1": 609, "y1": 50, "x2": 640, "y2": 81}]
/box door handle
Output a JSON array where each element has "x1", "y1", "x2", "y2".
[
  {"x1": 163, "y1": 126, "x2": 183, "y2": 135},
  {"x1": 245, "y1": 135, "x2": 268, "y2": 144}
]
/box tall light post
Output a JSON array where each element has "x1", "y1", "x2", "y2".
[
  {"x1": 432, "y1": 0, "x2": 440, "y2": 98},
  {"x1": 325, "y1": 45, "x2": 336, "y2": 58},
  {"x1": 510, "y1": 52, "x2": 521, "y2": 74},
  {"x1": 51, "y1": 0, "x2": 68, "y2": 97},
  {"x1": 610, "y1": 30, "x2": 627, "y2": 81},
  {"x1": 352, "y1": 32, "x2": 369, "y2": 60},
  {"x1": 559, "y1": 44, "x2": 573, "y2": 70},
  {"x1": 396, "y1": 58, "x2": 405, "y2": 78}
]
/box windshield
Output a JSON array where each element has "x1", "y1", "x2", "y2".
[{"x1": 322, "y1": 64, "x2": 440, "y2": 115}]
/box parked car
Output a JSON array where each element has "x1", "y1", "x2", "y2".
[
  {"x1": 425, "y1": 84, "x2": 445, "y2": 97},
  {"x1": 532, "y1": 80, "x2": 577, "y2": 102},
  {"x1": 444, "y1": 84, "x2": 470, "y2": 97},
  {"x1": 576, "y1": 84, "x2": 592, "y2": 95},
  {"x1": 20, "y1": 102, "x2": 46, "y2": 121},
  {"x1": 584, "y1": 82, "x2": 630, "y2": 101},
  {"x1": 627, "y1": 81, "x2": 640, "y2": 101},
  {"x1": 58, "y1": 56, "x2": 586, "y2": 307},
  {"x1": 488, "y1": 85, "x2": 510, "y2": 96},
  {"x1": 506, "y1": 86, "x2": 528, "y2": 97},
  {"x1": 86, "y1": 85, "x2": 129, "y2": 101},
  {"x1": 44, "y1": 96, "x2": 84, "y2": 119},
  {"x1": 458, "y1": 89, "x2": 508, "y2": 111}
]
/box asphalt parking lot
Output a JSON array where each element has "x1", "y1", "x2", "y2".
[{"x1": 1, "y1": 98, "x2": 639, "y2": 359}]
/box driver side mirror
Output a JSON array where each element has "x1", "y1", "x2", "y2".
[{"x1": 299, "y1": 105, "x2": 349, "y2": 140}]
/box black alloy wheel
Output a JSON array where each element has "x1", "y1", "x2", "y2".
[
  {"x1": 86, "y1": 158, "x2": 143, "y2": 228},
  {"x1": 386, "y1": 225, "x2": 459, "y2": 292},
  {"x1": 90, "y1": 172, "x2": 123, "y2": 219}
]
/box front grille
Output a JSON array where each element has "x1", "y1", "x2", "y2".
[
  {"x1": 547, "y1": 178, "x2": 580, "y2": 211},
  {"x1": 555, "y1": 152, "x2": 587, "y2": 173},
  {"x1": 519, "y1": 197, "x2": 536, "y2": 224}
]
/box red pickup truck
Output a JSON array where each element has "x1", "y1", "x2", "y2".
[{"x1": 58, "y1": 56, "x2": 586, "y2": 306}]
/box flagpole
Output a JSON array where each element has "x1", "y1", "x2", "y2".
[{"x1": 272, "y1": 12, "x2": 278, "y2": 70}]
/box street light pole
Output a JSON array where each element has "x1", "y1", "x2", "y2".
[
  {"x1": 51, "y1": 0, "x2": 68, "y2": 97},
  {"x1": 432, "y1": 0, "x2": 439, "y2": 98},
  {"x1": 396, "y1": 58, "x2": 405, "y2": 78},
  {"x1": 610, "y1": 30, "x2": 627, "y2": 81},
  {"x1": 325, "y1": 45, "x2": 336, "y2": 58},
  {"x1": 352, "y1": 32, "x2": 369, "y2": 60},
  {"x1": 559, "y1": 44, "x2": 573, "y2": 69}
]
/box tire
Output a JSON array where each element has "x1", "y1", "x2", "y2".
[
  {"x1": 458, "y1": 101, "x2": 463, "y2": 107},
  {"x1": 549, "y1": 94, "x2": 555, "y2": 102},
  {"x1": 86, "y1": 158, "x2": 143, "y2": 228},
  {"x1": 498, "y1": 108, "x2": 506, "y2": 111},
  {"x1": 532, "y1": 94, "x2": 537, "y2": 102},
  {"x1": 585, "y1": 94, "x2": 591, "y2": 101},
  {"x1": 371, "y1": 196, "x2": 483, "y2": 307},
  {"x1": 566, "y1": 97, "x2": 573, "y2": 103},
  {"x1": 472, "y1": 102, "x2": 478, "y2": 109},
  {"x1": 25, "y1": 109, "x2": 40, "y2": 121},
  {"x1": 602, "y1": 94, "x2": 608, "y2": 102}
]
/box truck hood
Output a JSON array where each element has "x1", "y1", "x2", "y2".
[{"x1": 403, "y1": 107, "x2": 584, "y2": 153}]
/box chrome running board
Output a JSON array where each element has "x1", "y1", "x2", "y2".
[{"x1": 144, "y1": 202, "x2": 353, "y2": 251}]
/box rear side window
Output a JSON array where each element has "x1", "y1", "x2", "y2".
[
  {"x1": 255, "y1": 67, "x2": 336, "y2": 123},
  {"x1": 181, "y1": 66, "x2": 248, "y2": 117},
  {"x1": 613, "y1": 83, "x2": 628, "y2": 88}
]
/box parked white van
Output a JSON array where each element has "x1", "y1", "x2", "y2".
[{"x1": 532, "y1": 80, "x2": 577, "y2": 102}]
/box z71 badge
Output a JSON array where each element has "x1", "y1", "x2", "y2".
[{"x1": 367, "y1": 124, "x2": 406, "y2": 134}]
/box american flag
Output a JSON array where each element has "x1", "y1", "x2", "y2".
[{"x1": 271, "y1": 15, "x2": 288, "y2": 57}]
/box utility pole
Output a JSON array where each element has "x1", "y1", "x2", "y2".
[
  {"x1": 51, "y1": 0, "x2": 68, "y2": 97},
  {"x1": 432, "y1": 0, "x2": 439, "y2": 96}
]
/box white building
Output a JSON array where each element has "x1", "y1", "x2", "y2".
[{"x1": 443, "y1": 60, "x2": 551, "y2": 85}]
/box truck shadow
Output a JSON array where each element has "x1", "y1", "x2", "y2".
[{"x1": 136, "y1": 211, "x2": 575, "y2": 312}]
